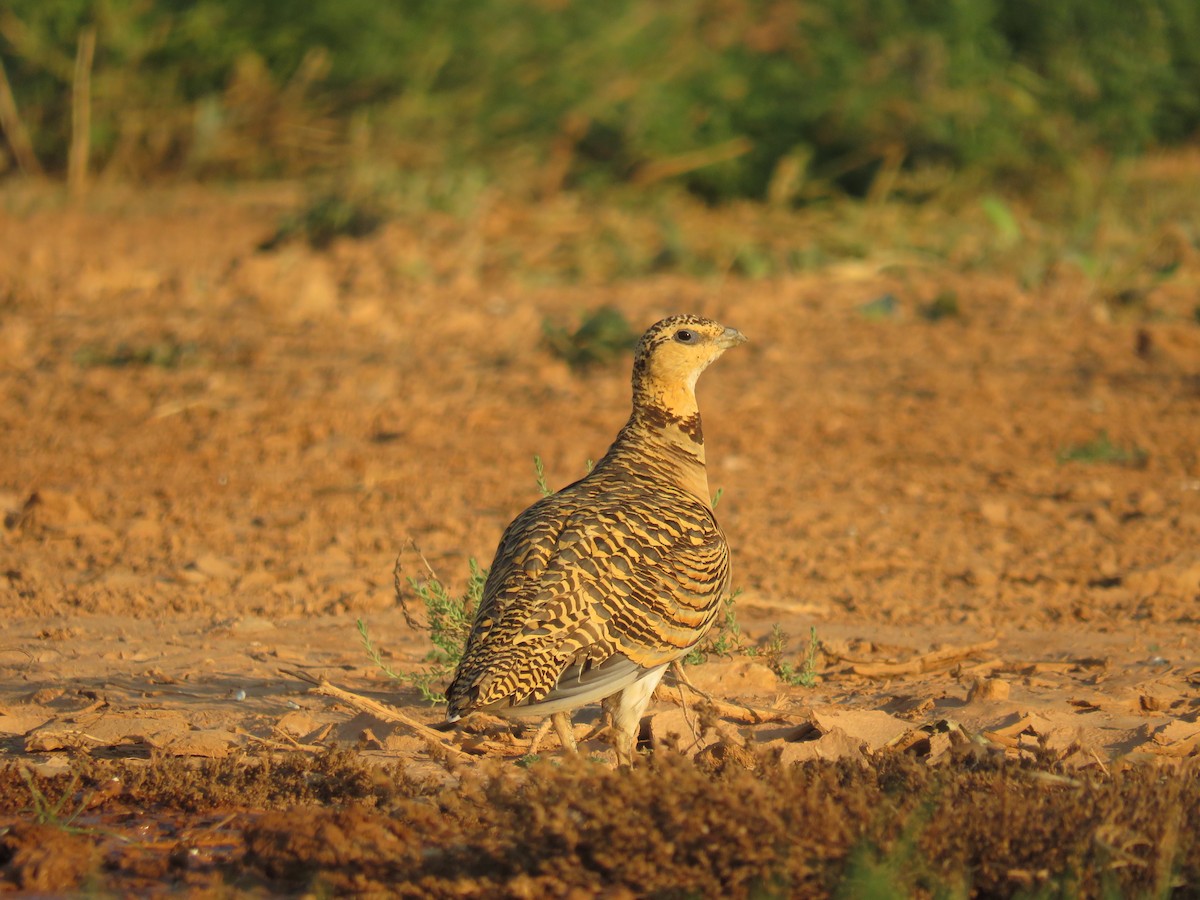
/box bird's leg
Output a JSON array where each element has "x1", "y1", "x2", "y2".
[
  {"x1": 528, "y1": 712, "x2": 578, "y2": 756},
  {"x1": 551, "y1": 711, "x2": 578, "y2": 753},
  {"x1": 600, "y1": 694, "x2": 632, "y2": 767},
  {"x1": 604, "y1": 666, "x2": 668, "y2": 768},
  {"x1": 527, "y1": 717, "x2": 555, "y2": 756}
]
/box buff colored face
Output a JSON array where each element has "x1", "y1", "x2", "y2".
[{"x1": 641, "y1": 320, "x2": 747, "y2": 392}]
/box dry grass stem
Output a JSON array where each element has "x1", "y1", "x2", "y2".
[
  {"x1": 847, "y1": 638, "x2": 1001, "y2": 677},
  {"x1": 278, "y1": 667, "x2": 472, "y2": 761}
]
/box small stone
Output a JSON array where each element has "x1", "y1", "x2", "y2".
[{"x1": 968, "y1": 678, "x2": 1011, "y2": 702}]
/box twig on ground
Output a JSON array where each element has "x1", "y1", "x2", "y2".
[
  {"x1": 664, "y1": 660, "x2": 813, "y2": 724},
  {"x1": 235, "y1": 727, "x2": 324, "y2": 755},
  {"x1": 279, "y1": 667, "x2": 473, "y2": 760},
  {"x1": 846, "y1": 638, "x2": 1000, "y2": 678}
]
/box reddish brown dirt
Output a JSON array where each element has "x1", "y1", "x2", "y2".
[{"x1": 1, "y1": 186, "x2": 1198, "y2": 894}]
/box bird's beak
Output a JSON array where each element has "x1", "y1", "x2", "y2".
[{"x1": 717, "y1": 327, "x2": 748, "y2": 349}]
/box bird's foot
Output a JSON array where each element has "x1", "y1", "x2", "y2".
[{"x1": 551, "y1": 711, "x2": 578, "y2": 754}]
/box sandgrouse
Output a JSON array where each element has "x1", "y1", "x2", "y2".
[{"x1": 446, "y1": 314, "x2": 746, "y2": 765}]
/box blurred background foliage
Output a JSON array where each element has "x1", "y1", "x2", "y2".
[{"x1": 1, "y1": 0, "x2": 1198, "y2": 200}]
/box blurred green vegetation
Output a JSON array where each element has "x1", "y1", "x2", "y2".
[
  {"x1": 1057, "y1": 432, "x2": 1149, "y2": 468},
  {"x1": 1, "y1": 0, "x2": 1198, "y2": 198},
  {"x1": 542, "y1": 307, "x2": 639, "y2": 372}
]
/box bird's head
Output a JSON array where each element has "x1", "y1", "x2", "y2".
[{"x1": 632, "y1": 315, "x2": 747, "y2": 401}]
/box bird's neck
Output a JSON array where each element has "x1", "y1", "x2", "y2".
[{"x1": 597, "y1": 386, "x2": 712, "y2": 506}]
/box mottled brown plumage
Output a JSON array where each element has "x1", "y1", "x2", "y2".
[{"x1": 446, "y1": 314, "x2": 746, "y2": 764}]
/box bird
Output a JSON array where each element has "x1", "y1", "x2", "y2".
[{"x1": 446, "y1": 314, "x2": 747, "y2": 765}]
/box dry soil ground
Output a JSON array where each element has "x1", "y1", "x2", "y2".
[{"x1": 0, "y1": 185, "x2": 1198, "y2": 895}]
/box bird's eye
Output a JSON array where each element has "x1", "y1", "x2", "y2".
[{"x1": 674, "y1": 329, "x2": 695, "y2": 344}]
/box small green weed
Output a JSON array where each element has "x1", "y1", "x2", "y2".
[
  {"x1": 800, "y1": 627, "x2": 821, "y2": 687},
  {"x1": 542, "y1": 306, "x2": 638, "y2": 371},
  {"x1": 686, "y1": 612, "x2": 822, "y2": 688},
  {"x1": 409, "y1": 557, "x2": 485, "y2": 665},
  {"x1": 18, "y1": 766, "x2": 124, "y2": 843},
  {"x1": 536, "y1": 455, "x2": 598, "y2": 496},
  {"x1": 356, "y1": 618, "x2": 404, "y2": 677},
  {"x1": 684, "y1": 588, "x2": 746, "y2": 665},
  {"x1": 765, "y1": 625, "x2": 821, "y2": 688},
  {"x1": 363, "y1": 551, "x2": 486, "y2": 704},
  {"x1": 21, "y1": 766, "x2": 87, "y2": 830},
  {"x1": 533, "y1": 455, "x2": 552, "y2": 498},
  {"x1": 358, "y1": 616, "x2": 452, "y2": 704},
  {"x1": 1057, "y1": 431, "x2": 1148, "y2": 467}
]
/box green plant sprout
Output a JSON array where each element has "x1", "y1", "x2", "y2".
[
  {"x1": 21, "y1": 767, "x2": 88, "y2": 830},
  {"x1": 19, "y1": 766, "x2": 127, "y2": 843},
  {"x1": 364, "y1": 553, "x2": 486, "y2": 704},
  {"x1": 684, "y1": 588, "x2": 746, "y2": 665},
  {"x1": 534, "y1": 455, "x2": 552, "y2": 497},
  {"x1": 1057, "y1": 431, "x2": 1148, "y2": 467},
  {"x1": 759, "y1": 624, "x2": 822, "y2": 687}
]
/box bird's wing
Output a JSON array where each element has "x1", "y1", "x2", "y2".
[{"x1": 447, "y1": 487, "x2": 730, "y2": 717}]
